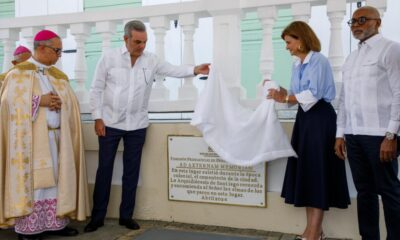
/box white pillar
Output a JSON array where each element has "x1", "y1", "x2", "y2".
[
  {"x1": 292, "y1": 2, "x2": 311, "y2": 22},
  {"x1": 149, "y1": 16, "x2": 170, "y2": 101},
  {"x1": 96, "y1": 21, "x2": 117, "y2": 53},
  {"x1": 20, "y1": 27, "x2": 40, "y2": 52},
  {"x1": 256, "y1": 6, "x2": 277, "y2": 99},
  {"x1": 46, "y1": 25, "x2": 67, "y2": 70},
  {"x1": 70, "y1": 23, "x2": 91, "y2": 112},
  {"x1": 206, "y1": 0, "x2": 243, "y2": 99},
  {"x1": 327, "y1": 0, "x2": 346, "y2": 83},
  {"x1": 178, "y1": 13, "x2": 198, "y2": 100},
  {"x1": 0, "y1": 29, "x2": 19, "y2": 71}
]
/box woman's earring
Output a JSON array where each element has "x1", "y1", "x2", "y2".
[{"x1": 297, "y1": 45, "x2": 303, "y2": 51}]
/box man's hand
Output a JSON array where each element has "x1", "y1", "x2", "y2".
[
  {"x1": 39, "y1": 92, "x2": 62, "y2": 111},
  {"x1": 194, "y1": 63, "x2": 210, "y2": 75},
  {"x1": 334, "y1": 138, "x2": 347, "y2": 160},
  {"x1": 94, "y1": 119, "x2": 106, "y2": 137},
  {"x1": 380, "y1": 138, "x2": 397, "y2": 162}
]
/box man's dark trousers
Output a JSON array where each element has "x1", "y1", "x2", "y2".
[
  {"x1": 91, "y1": 126, "x2": 147, "y2": 223},
  {"x1": 345, "y1": 134, "x2": 400, "y2": 240}
]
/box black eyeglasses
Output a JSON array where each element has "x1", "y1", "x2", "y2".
[
  {"x1": 347, "y1": 16, "x2": 380, "y2": 26},
  {"x1": 43, "y1": 45, "x2": 62, "y2": 55}
]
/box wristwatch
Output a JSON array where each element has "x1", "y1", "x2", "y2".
[{"x1": 385, "y1": 132, "x2": 396, "y2": 140}]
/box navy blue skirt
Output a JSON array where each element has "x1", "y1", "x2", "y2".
[{"x1": 281, "y1": 100, "x2": 350, "y2": 210}]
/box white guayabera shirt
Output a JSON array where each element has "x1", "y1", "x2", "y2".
[
  {"x1": 90, "y1": 45, "x2": 194, "y2": 131},
  {"x1": 336, "y1": 34, "x2": 400, "y2": 138}
]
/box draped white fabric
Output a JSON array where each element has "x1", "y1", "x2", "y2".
[{"x1": 191, "y1": 67, "x2": 296, "y2": 166}]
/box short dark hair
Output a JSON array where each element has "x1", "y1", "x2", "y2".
[
  {"x1": 124, "y1": 20, "x2": 146, "y2": 38},
  {"x1": 281, "y1": 21, "x2": 321, "y2": 53}
]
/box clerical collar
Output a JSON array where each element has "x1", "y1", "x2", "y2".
[{"x1": 29, "y1": 58, "x2": 52, "y2": 75}]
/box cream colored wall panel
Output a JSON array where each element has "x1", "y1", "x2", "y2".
[{"x1": 83, "y1": 122, "x2": 387, "y2": 239}]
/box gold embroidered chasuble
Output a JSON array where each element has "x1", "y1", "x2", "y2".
[
  {"x1": 0, "y1": 71, "x2": 8, "y2": 89},
  {"x1": 0, "y1": 62, "x2": 90, "y2": 227}
]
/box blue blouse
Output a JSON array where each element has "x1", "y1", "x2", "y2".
[{"x1": 289, "y1": 51, "x2": 336, "y2": 102}]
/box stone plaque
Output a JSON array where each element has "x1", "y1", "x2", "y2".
[{"x1": 168, "y1": 136, "x2": 266, "y2": 207}]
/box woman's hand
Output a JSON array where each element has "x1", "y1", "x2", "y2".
[{"x1": 267, "y1": 87, "x2": 287, "y2": 103}]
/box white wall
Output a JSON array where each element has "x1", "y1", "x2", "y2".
[
  {"x1": 82, "y1": 122, "x2": 392, "y2": 239},
  {"x1": 142, "y1": 0, "x2": 212, "y2": 99},
  {"x1": 15, "y1": 0, "x2": 212, "y2": 97},
  {"x1": 15, "y1": 0, "x2": 83, "y2": 16},
  {"x1": 15, "y1": 0, "x2": 83, "y2": 80},
  {"x1": 380, "y1": 0, "x2": 400, "y2": 42},
  {"x1": 14, "y1": 0, "x2": 400, "y2": 99},
  {"x1": 309, "y1": 0, "x2": 400, "y2": 58}
]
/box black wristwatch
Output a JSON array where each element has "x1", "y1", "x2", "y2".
[{"x1": 385, "y1": 132, "x2": 396, "y2": 141}]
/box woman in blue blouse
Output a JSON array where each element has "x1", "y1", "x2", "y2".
[{"x1": 268, "y1": 21, "x2": 350, "y2": 240}]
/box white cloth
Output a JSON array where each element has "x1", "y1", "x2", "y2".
[
  {"x1": 295, "y1": 90, "x2": 318, "y2": 112},
  {"x1": 336, "y1": 34, "x2": 400, "y2": 137},
  {"x1": 90, "y1": 46, "x2": 195, "y2": 131},
  {"x1": 191, "y1": 67, "x2": 296, "y2": 166}
]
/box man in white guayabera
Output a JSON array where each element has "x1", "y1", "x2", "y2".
[{"x1": 86, "y1": 20, "x2": 209, "y2": 232}]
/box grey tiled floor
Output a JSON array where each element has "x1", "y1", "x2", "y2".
[
  {"x1": 134, "y1": 229, "x2": 263, "y2": 240},
  {"x1": 0, "y1": 219, "x2": 350, "y2": 240}
]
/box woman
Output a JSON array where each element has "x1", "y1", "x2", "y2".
[{"x1": 267, "y1": 21, "x2": 350, "y2": 240}]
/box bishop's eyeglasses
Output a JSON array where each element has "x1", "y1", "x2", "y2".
[{"x1": 43, "y1": 45, "x2": 63, "y2": 55}]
